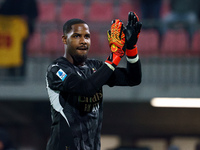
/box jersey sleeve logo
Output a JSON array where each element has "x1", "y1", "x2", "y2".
[{"x1": 56, "y1": 69, "x2": 67, "y2": 81}]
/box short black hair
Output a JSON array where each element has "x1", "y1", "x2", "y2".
[{"x1": 63, "y1": 18, "x2": 87, "y2": 35}]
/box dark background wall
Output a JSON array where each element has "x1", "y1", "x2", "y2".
[{"x1": 1, "y1": 100, "x2": 200, "y2": 150}]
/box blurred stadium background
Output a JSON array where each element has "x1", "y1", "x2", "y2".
[{"x1": 0, "y1": 0, "x2": 200, "y2": 149}]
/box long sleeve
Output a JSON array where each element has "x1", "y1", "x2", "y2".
[
  {"x1": 106, "y1": 59, "x2": 142, "y2": 87},
  {"x1": 46, "y1": 60, "x2": 114, "y2": 97}
]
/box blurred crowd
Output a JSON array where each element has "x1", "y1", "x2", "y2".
[{"x1": 0, "y1": 0, "x2": 200, "y2": 79}]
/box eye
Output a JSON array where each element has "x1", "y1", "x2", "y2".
[
  {"x1": 74, "y1": 35, "x2": 80, "y2": 38},
  {"x1": 85, "y1": 34, "x2": 90, "y2": 39}
]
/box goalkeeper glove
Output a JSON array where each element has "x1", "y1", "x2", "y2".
[
  {"x1": 124, "y1": 12, "x2": 142, "y2": 60},
  {"x1": 105, "y1": 19, "x2": 126, "y2": 70}
]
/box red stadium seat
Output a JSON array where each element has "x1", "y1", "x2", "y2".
[
  {"x1": 160, "y1": 0, "x2": 170, "y2": 17},
  {"x1": 59, "y1": 2, "x2": 85, "y2": 23},
  {"x1": 137, "y1": 29, "x2": 159, "y2": 56},
  {"x1": 89, "y1": 31, "x2": 101, "y2": 55},
  {"x1": 191, "y1": 30, "x2": 200, "y2": 54},
  {"x1": 88, "y1": 31, "x2": 110, "y2": 56},
  {"x1": 99, "y1": 33, "x2": 110, "y2": 55},
  {"x1": 38, "y1": 2, "x2": 56, "y2": 22},
  {"x1": 88, "y1": 2, "x2": 114, "y2": 22},
  {"x1": 161, "y1": 30, "x2": 189, "y2": 55},
  {"x1": 27, "y1": 32, "x2": 42, "y2": 55},
  {"x1": 43, "y1": 30, "x2": 63, "y2": 55},
  {"x1": 118, "y1": 1, "x2": 141, "y2": 22}
]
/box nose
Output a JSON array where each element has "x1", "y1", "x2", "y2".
[
  {"x1": 80, "y1": 37, "x2": 85, "y2": 43},
  {"x1": 80, "y1": 37, "x2": 87, "y2": 44}
]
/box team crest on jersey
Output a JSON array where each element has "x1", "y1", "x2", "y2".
[
  {"x1": 92, "y1": 68, "x2": 96, "y2": 73},
  {"x1": 56, "y1": 69, "x2": 67, "y2": 81}
]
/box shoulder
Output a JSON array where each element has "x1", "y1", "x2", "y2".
[
  {"x1": 47, "y1": 57, "x2": 74, "y2": 74},
  {"x1": 46, "y1": 57, "x2": 74, "y2": 83}
]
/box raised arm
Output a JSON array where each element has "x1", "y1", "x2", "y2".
[
  {"x1": 47, "y1": 19, "x2": 127, "y2": 97},
  {"x1": 107, "y1": 12, "x2": 142, "y2": 86}
]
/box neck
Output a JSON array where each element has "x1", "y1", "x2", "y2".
[
  {"x1": 64, "y1": 53, "x2": 73, "y2": 64},
  {"x1": 64, "y1": 53, "x2": 85, "y2": 66}
]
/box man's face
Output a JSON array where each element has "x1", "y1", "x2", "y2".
[{"x1": 63, "y1": 23, "x2": 91, "y2": 64}]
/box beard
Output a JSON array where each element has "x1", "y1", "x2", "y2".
[{"x1": 72, "y1": 54, "x2": 87, "y2": 65}]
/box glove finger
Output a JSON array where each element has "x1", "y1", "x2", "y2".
[
  {"x1": 111, "y1": 19, "x2": 115, "y2": 24},
  {"x1": 115, "y1": 19, "x2": 120, "y2": 24},
  {"x1": 133, "y1": 16, "x2": 137, "y2": 25},
  {"x1": 110, "y1": 19, "x2": 120, "y2": 40},
  {"x1": 115, "y1": 20, "x2": 122, "y2": 39},
  {"x1": 134, "y1": 12, "x2": 139, "y2": 22},
  {"x1": 114, "y1": 19, "x2": 120, "y2": 29},
  {"x1": 123, "y1": 26, "x2": 127, "y2": 35},
  {"x1": 114, "y1": 19, "x2": 120, "y2": 38},
  {"x1": 135, "y1": 22, "x2": 142, "y2": 33},
  {"x1": 127, "y1": 11, "x2": 135, "y2": 26},
  {"x1": 107, "y1": 30, "x2": 111, "y2": 36},
  {"x1": 132, "y1": 12, "x2": 138, "y2": 26},
  {"x1": 111, "y1": 19, "x2": 117, "y2": 35},
  {"x1": 107, "y1": 30, "x2": 111, "y2": 44},
  {"x1": 127, "y1": 12, "x2": 132, "y2": 26},
  {"x1": 121, "y1": 24, "x2": 126, "y2": 39},
  {"x1": 119, "y1": 22, "x2": 124, "y2": 40},
  {"x1": 118, "y1": 21, "x2": 125, "y2": 45}
]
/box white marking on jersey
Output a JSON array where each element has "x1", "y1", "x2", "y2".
[
  {"x1": 76, "y1": 71, "x2": 82, "y2": 76},
  {"x1": 46, "y1": 77, "x2": 70, "y2": 126},
  {"x1": 51, "y1": 63, "x2": 59, "y2": 67}
]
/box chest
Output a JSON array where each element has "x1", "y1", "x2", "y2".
[{"x1": 74, "y1": 64, "x2": 97, "y2": 78}]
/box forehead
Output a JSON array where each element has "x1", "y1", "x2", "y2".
[{"x1": 70, "y1": 23, "x2": 90, "y2": 34}]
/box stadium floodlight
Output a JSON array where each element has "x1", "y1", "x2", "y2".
[{"x1": 151, "y1": 97, "x2": 200, "y2": 108}]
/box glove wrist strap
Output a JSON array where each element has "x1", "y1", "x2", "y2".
[
  {"x1": 126, "y1": 46, "x2": 138, "y2": 57},
  {"x1": 105, "y1": 53, "x2": 121, "y2": 70},
  {"x1": 126, "y1": 55, "x2": 139, "y2": 63},
  {"x1": 105, "y1": 62, "x2": 115, "y2": 71},
  {"x1": 112, "y1": 53, "x2": 121, "y2": 65}
]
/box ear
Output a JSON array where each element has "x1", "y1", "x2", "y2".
[{"x1": 62, "y1": 35, "x2": 67, "y2": 44}]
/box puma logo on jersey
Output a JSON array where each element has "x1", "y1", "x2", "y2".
[{"x1": 76, "y1": 71, "x2": 82, "y2": 76}]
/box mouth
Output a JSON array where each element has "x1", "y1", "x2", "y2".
[{"x1": 77, "y1": 46, "x2": 88, "y2": 51}]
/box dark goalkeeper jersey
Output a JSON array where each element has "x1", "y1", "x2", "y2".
[{"x1": 46, "y1": 56, "x2": 141, "y2": 150}]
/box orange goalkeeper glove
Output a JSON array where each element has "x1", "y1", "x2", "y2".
[
  {"x1": 105, "y1": 19, "x2": 125, "y2": 70},
  {"x1": 124, "y1": 12, "x2": 142, "y2": 59}
]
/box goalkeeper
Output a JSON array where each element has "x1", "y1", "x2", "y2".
[{"x1": 46, "y1": 11, "x2": 142, "y2": 150}]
